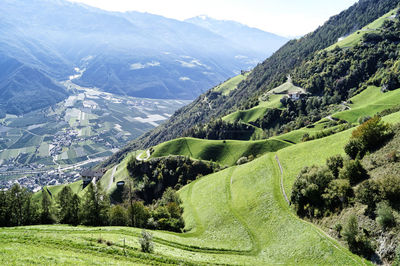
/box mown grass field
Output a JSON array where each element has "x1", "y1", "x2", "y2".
[
  {"x1": 213, "y1": 72, "x2": 250, "y2": 96},
  {"x1": 223, "y1": 94, "x2": 283, "y2": 123},
  {"x1": 0, "y1": 152, "x2": 368, "y2": 265},
  {"x1": 149, "y1": 137, "x2": 290, "y2": 166},
  {"x1": 333, "y1": 86, "x2": 400, "y2": 123}
]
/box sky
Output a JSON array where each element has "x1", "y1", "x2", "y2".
[{"x1": 68, "y1": 0, "x2": 359, "y2": 37}]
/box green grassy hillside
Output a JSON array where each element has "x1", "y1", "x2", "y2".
[
  {"x1": 213, "y1": 72, "x2": 250, "y2": 96},
  {"x1": 149, "y1": 137, "x2": 290, "y2": 166},
  {"x1": 327, "y1": 8, "x2": 398, "y2": 50},
  {"x1": 333, "y1": 86, "x2": 400, "y2": 123},
  {"x1": 0, "y1": 152, "x2": 368, "y2": 265},
  {"x1": 223, "y1": 94, "x2": 283, "y2": 123}
]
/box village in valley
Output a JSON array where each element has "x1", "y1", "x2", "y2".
[{"x1": 0, "y1": 78, "x2": 189, "y2": 191}]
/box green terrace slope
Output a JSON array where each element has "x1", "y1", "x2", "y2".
[
  {"x1": 213, "y1": 72, "x2": 250, "y2": 96},
  {"x1": 148, "y1": 137, "x2": 291, "y2": 166},
  {"x1": 327, "y1": 8, "x2": 398, "y2": 50},
  {"x1": 223, "y1": 94, "x2": 283, "y2": 123},
  {"x1": 277, "y1": 110, "x2": 400, "y2": 198},
  {"x1": 0, "y1": 152, "x2": 368, "y2": 265},
  {"x1": 333, "y1": 86, "x2": 400, "y2": 123}
]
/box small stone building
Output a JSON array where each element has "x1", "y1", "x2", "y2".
[{"x1": 81, "y1": 168, "x2": 106, "y2": 187}]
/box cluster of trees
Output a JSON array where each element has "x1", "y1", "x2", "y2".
[
  {"x1": 292, "y1": 117, "x2": 394, "y2": 218},
  {"x1": 0, "y1": 182, "x2": 185, "y2": 232},
  {"x1": 127, "y1": 155, "x2": 219, "y2": 203},
  {"x1": 184, "y1": 119, "x2": 255, "y2": 140}
]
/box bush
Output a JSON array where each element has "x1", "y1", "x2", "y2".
[
  {"x1": 109, "y1": 205, "x2": 128, "y2": 226},
  {"x1": 394, "y1": 246, "x2": 400, "y2": 266},
  {"x1": 344, "y1": 139, "x2": 364, "y2": 159},
  {"x1": 343, "y1": 214, "x2": 374, "y2": 257},
  {"x1": 355, "y1": 179, "x2": 381, "y2": 215},
  {"x1": 139, "y1": 230, "x2": 154, "y2": 253},
  {"x1": 375, "y1": 202, "x2": 396, "y2": 230},
  {"x1": 326, "y1": 155, "x2": 344, "y2": 178},
  {"x1": 339, "y1": 159, "x2": 369, "y2": 186},
  {"x1": 351, "y1": 116, "x2": 391, "y2": 151}
]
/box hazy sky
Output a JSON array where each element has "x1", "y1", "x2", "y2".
[{"x1": 68, "y1": 0, "x2": 358, "y2": 37}]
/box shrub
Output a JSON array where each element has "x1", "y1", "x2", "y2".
[
  {"x1": 334, "y1": 223, "x2": 343, "y2": 237},
  {"x1": 355, "y1": 179, "x2": 381, "y2": 215},
  {"x1": 326, "y1": 155, "x2": 344, "y2": 178},
  {"x1": 375, "y1": 202, "x2": 396, "y2": 230},
  {"x1": 139, "y1": 230, "x2": 154, "y2": 253},
  {"x1": 344, "y1": 139, "x2": 364, "y2": 159},
  {"x1": 351, "y1": 116, "x2": 391, "y2": 151},
  {"x1": 339, "y1": 159, "x2": 369, "y2": 186},
  {"x1": 343, "y1": 214, "x2": 374, "y2": 257},
  {"x1": 394, "y1": 246, "x2": 400, "y2": 266}
]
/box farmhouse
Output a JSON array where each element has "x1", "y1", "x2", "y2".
[
  {"x1": 81, "y1": 168, "x2": 107, "y2": 186},
  {"x1": 288, "y1": 91, "x2": 305, "y2": 100}
]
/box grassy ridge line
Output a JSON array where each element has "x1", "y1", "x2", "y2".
[{"x1": 149, "y1": 137, "x2": 291, "y2": 166}]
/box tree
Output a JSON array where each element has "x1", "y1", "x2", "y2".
[
  {"x1": 139, "y1": 230, "x2": 154, "y2": 253},
  {"x1": 355, "y1": 179, "x2": 381, "y2": 215},
  {"x1": 375, "y1": 202, "x2": 395, "y2": 230},
  {"x1": 70, "y1": 194, "x2": 81, "y2": 226},
  {"x1": 109, "y1": 205, "x2": 128, "y2": 226},
  {"x1": 41, "y1": 188, "x2": 55, "y2": 224},
  {"x1": 351, "y1": 116, "x2": 391, "y2": 151},
  {"x1": 344, "y1": 139, "x2": 364, "y2": 159},
  {"x1": 127, "y1": 201, "x2": 150, "y2": 228},
  {"x1": 81, "y1": 183, "x2": 109, "y2": 226},
  {"x1": 339, "y1": 159, "x2": 369, "y2": 186},
  {"x1": 323, "y1": 179, "x2": 353, "y2": 209},
  {"x1": 57, "y1": 186, "x2": 73, "y2": 224},
  {"x1": 379, "y1": 175, "x2": 400, "y2": 208},
  {"x1": 326, "y1": 155, "x2": 344, "y2": 178},
  {"x1": 343, "y1": 215, "x2": 359, "y2": 250}
]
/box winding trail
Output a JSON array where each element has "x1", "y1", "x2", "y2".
[
  {"x1": 273, "y1": 154, "x2": 365, "y2": 265},
  {"x1": 275, "y1": 155, "x2": 289, "y2": 205}
]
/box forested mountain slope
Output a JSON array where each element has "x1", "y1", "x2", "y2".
[{"x1": 102, "y1": 0, "x2": 400, "y2": 167}]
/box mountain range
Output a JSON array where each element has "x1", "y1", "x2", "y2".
[{"x1": 0, "y1": 0, "x2": 288, "y2": 115}]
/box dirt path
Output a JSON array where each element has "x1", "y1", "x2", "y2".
[
  {"x1": 107, "y1": 165, "x2": 117, "y2": 191},
  {"x1": 274, "y1": 155, "x2": 290, "y2": 205}
]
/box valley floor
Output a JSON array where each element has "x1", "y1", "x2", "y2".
[{"x1": 0, "y1": 153, "x2": 368, "y2": 265}]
